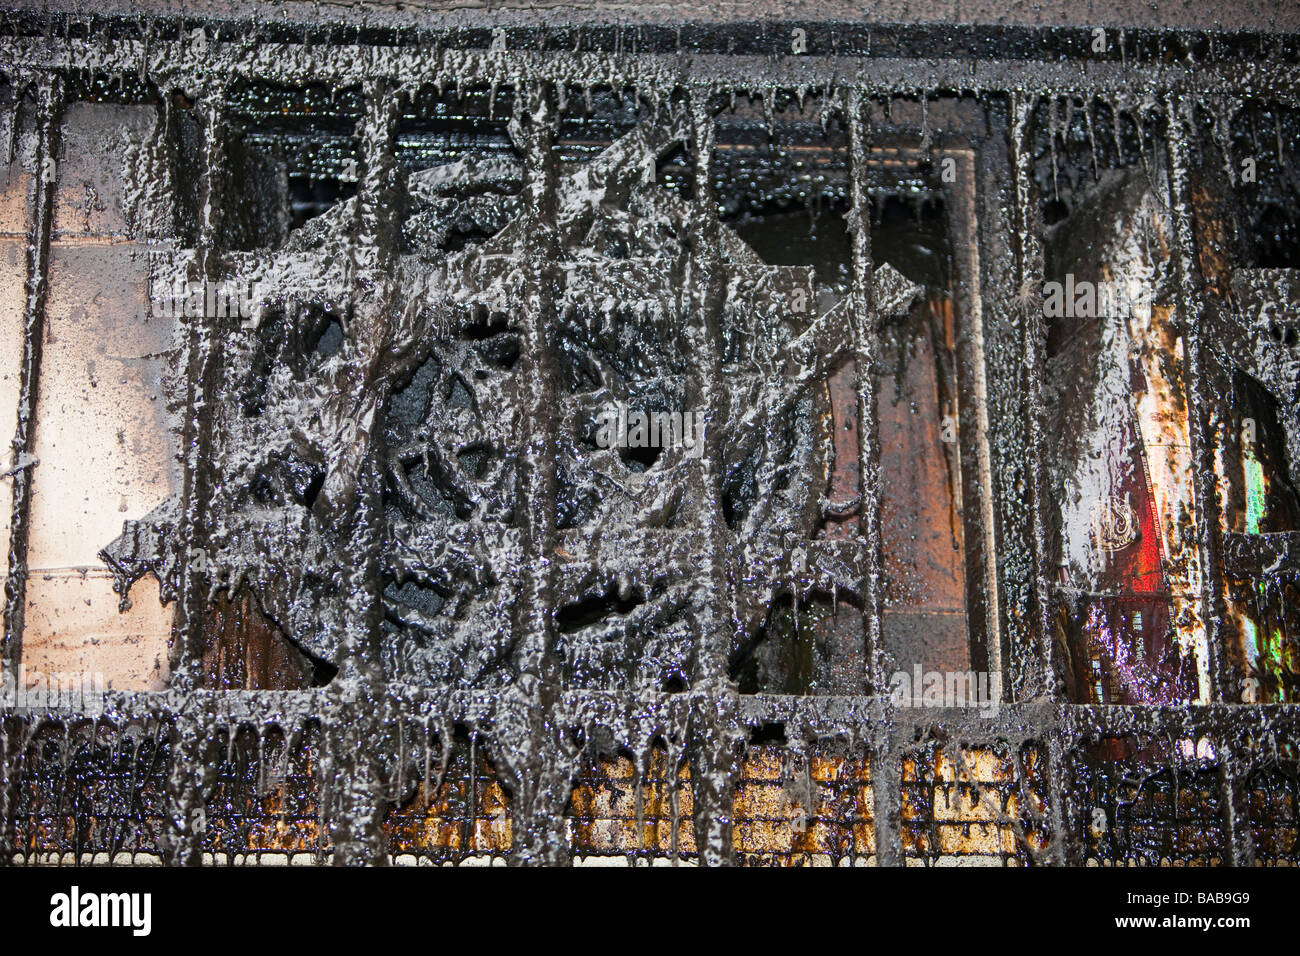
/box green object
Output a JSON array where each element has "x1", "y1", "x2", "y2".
[{"x1": 1244, "y1": 452, "x2": 1265, "y2": 534}]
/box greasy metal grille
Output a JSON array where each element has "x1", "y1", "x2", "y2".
[{"x1": 1, "y1": 8, "x2": 1299, "y2": 866}]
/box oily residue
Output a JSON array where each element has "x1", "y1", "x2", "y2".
[{"x1": 1, "y1": 9, "x2": 1299, "y2": 866}]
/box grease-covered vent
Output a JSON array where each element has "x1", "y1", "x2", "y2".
[{"x1": 0, "y1": 4, "x2": 1298, "y2": 867}]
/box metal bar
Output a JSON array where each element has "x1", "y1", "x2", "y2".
[
  {"x1": 8, "y1": 690, "x2": 1300, "y2": 746},
  {"x1": 3, "y1": 39, "x2": 1300, "y2": 100},
  {"x1": 1165, "y1": 95, "x2": 1252, "y2": 865},
  {"x1": 1008, "y1": 92, "x2": 1057, "y2": 703},
  {"x1": 161, "y1": 716, "x2": 214, "y2": 866},
  {"x1": 512, "y1": 82, "x2": 561, "y2": 701},
  {"x1": 1217, "y1": 764, "x2": 1257, "y2": 867},
  {"x1": 168, "y1": 85, "x2": 228, "y2": 692},
  {"x1": 846, "y1": 90, "x2": 905, "y2": 867},
  {"x1": 1165, "y1": 94, "x2": 1231, "y2": 707},
  {"x1": 944, "y1": 145, "x2": 1003, "y2": 683},
  {"x1": 968, "y1": 110, "x2": 1032, "y2": 716},
  {"x1": 8, "y1": 0, "x2": 1298, "y2": 32},
  {"x1": 684, "y1": 89, "x2": 746, "y2": 867},
  {"x1": 1006, "y1": 90, "x2": 1083, "y2": 866},
  {"x1": 0, "y1": 710, "x2": 43, "y2": 861},
  {"x1": 2, "y1": 75, "x2": 60, "y2": 695},
  {"x1": 334, "y1": 75, "x2": 399, "y2": 682},
  {"x1": 846, "y1": 91, "x2": 886, "y2": 699},
  {"x1": 1042, "y1": 734, "x2": 1083, "y2": 865},
  {"x1": 497, "y1": 80, "x2": 573, "y2": 867},
  {"x1": 320, "y1": 77, "x2": 402, "y2": 867}
]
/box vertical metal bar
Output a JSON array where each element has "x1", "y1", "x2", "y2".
[
  {"x1": 1043, "y1": 730, "x2": 1082, "y2": 865},
  {"x1": 685, "y1": 87, "x2": 744, "y2": 867},
  {"x1": 1164, "y1": 96, "x2": 1251, "y2": 865},
  {"x1": 870, "y1": 743, "x2": 904, "y2": 867},
  {"x1": 169, "y1": 85, "x2": 228, "y2": 693},
  {"x1": 512, "y1": 82, "x2": 561, "y2": 697},
  {"x1": 685, "y1": 92, "x2": 735, "y2": 693},
  {"x1": 501, "y1": 80, "x2": 573, "y2": 866},
  {"x1": 1008, "y1": 93, "x2": 1058, "y2": 702},
  {"x1": 847, "y1": 89, "x2": 903, "y2": 867},
  {"x1": 846, "y1": 90, "x2": 886, "y2": 699},
  {"x1": 946, "y1": 147, "x2": 1003, "y2": 682},
  {"x1": 1009, "y1": 93, "x2": 1082, "y2": 867},
  {"x1": 336, "y1": 76, "x2": 398, "y2": 683},
  {"x1": 161, "y1": 716, "x2": 216, "y2": 866},
  {"x1": 1164, "y1": 95, "x2": 1229, "y2": 706},
  {"x1": 325, "y1": 78, "x2": 400, "y2": 866},
  {"x1": 2, "y1": 75, "x2": 61, "y2": 695},
  {"x1": 1216, "y1": 763, "x2": 1255, "y2": 866}
]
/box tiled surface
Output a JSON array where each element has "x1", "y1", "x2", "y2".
[{"x1": 16, "y1": 103, "x2": 178, "y2": 690}]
